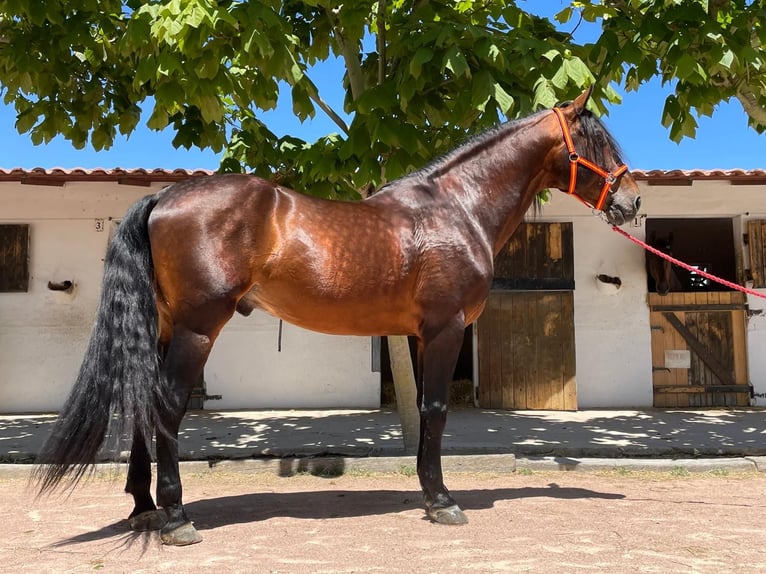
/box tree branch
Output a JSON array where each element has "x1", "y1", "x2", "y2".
[
  {"x1": 327, "y1": 8, "x2": 366, "y2": 101},
  {"x1": 377, "y1": 0, "x2": 387, "y2": 85},
  {"x1": 306, "y1": 84, "x2": 350, "y2": 135},
  {"x1": 709, "y1": 0, "x2": 727, "y2": 20},
  {"x1": 733, "y1": 23, "x2": 766, "y2": 126},
  {"x1": 284, "y1": 47, "x2": 350, "y2": 135},
  {"x1": 565, "y1": 11, "x2": 584, "y2": 41},
  {"x1": 736, "y1": 84, "x2": 766, "y2": 126}
]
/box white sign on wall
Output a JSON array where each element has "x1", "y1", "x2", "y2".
[{"x1": 665, "y1": 349, "x2": 691, "y2": 369}]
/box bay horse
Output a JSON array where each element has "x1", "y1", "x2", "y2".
[
  {"x1": 646, "y1": 231, "x2": 681, "y2": 295},
  {"x1": 34, "y1": 87, "x2": 640, "y2": 545}
]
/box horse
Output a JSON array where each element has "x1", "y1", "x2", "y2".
[
  {"x1": 646, "y1": 231, "x2": 681, "y2": 295},
  {"x1": 33, "y1": 87, "x2": 640, "y2": 546}
]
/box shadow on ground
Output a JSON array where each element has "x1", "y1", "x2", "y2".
[{"x1": 50, "y1": 483, "x2": 626, "y2": 548}]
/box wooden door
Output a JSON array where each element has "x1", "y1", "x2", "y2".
[
  {"x1": 476, "y1": 222, "x2": 576, "y2": 410},
  {"x1": 747, "y1": 219, "x2": 766, "y2": 287},
  {"x1": 477, "y1": 291, "x2": 576, "y2": 409},
  {"x1": 649, "y1": 292, "x2": 750, "y2": 407},
  {"x1": 0, "y1": 224, "x2": 29, "y2": 292}
]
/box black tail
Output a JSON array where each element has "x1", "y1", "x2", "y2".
[{"x1": 34, "y1": 193, "x2": 164, "y2": 493}]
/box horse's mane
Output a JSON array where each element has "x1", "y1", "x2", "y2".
[
  {"x1": 575, "y1": 107, "x2": 626, "y2": 168},
  {"x1": 377, "y1": 106, "x2": 624, "y2": 194},
  {"x1": 391, "y1": 111, "x2": 546, "y2": 187}
]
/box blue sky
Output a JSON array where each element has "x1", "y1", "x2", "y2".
[
  {"x1": 1, "y1": 68, "x2": 763, "y2": 172},
  {"x1": 0, "y1": 4, "x2": 764, "y2": 173}
]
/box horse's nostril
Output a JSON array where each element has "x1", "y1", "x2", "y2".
[{"x1": 634, "y1": 196, "x2": 642, "y2": 211}]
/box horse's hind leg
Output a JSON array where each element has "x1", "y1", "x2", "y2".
[
  {"x1": 417, "y1": 317, "x2": 468, "y2": 525},
  {"x1": 155, "y1": 304, "x2": 234, "y2": 546},
  {"x1": 125, "y1": 427, "x2": 166, "y2": 531},
  {"x1": 125, "y1": 313, "x2": 172, "y2": 532}
]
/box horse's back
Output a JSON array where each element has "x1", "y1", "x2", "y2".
[
  {"x1": 145, "y1": 173, "x2": 493, "y2": 336},
  {"x1": 146, "y1": 175, "x2": 422, "y2": 334}
]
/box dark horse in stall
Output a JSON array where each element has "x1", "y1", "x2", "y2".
[
  {"x1": 646, "y1": 231, "x2": 682, "y2": 295},
  {"x1": 34, "y1": 88, "x2": 640, "y2": 545}
]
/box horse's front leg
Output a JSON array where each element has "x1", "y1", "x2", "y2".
[{"x1": 417, "y1": 318, "x2": 468, "y2": 525}]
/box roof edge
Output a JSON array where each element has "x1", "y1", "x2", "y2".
[
  {"x1": 631, "y1": 168, "x2": 766, "y2": 185},
  {"x1": 0, "y1": 167, "x2": 765, "y2": 185},
  {"x1": 0, "y1": 167, "x2": 216, "y2": 186}
]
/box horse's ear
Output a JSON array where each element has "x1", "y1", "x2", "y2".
[{"x1": 572, "y1": 85, "x2": 594, "y2": 115}]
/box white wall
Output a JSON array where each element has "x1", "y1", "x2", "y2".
[
  {"x1": 540, "y1": 181, "x2": 766, "y2": 408},
  {"x1": 207, "y1": 315, "x2": 379, "y2": 409},
  {"x1": 0, "y1": 181, "x2": 379, "y2": 413},
  {"x1": 0, "y1": 182, "x2": 149, "y2": 412},
  {"x1": 747, "y1": 293, "x2": 766, "y2": 405},
  {"x1": 2, "y1": 178, "x2": 764, "y2": 412}
]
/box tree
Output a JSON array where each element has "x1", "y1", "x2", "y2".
[
  {"x1": 0, "y1": 1, "x2": 609, "y2": 198},
  {"x1": 1, "y1": 0, "x2": 765, "y2": 446},
  {"x1": 567, "y1": 0, "x2": 766, "y2": 140},
  {"x1": 1, "y1": 2, "x2": 764, "y2": 190}
]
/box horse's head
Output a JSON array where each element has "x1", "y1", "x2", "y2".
[
  {"x1": 647, "y1": 231, "x2": 676, "y2": 295},
  {"x1": 548, "y1": 87, "x2": 641, "y2": 226}
]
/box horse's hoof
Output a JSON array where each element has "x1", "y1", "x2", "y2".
[
  {"x1": 427, "y1": 504, "x2": 469, "y2": 525},
  {"x1": 129, "y1": 510, "x2": 167, "y2": 532},
  {"x1": 160, "y1": 522, "x2": 203, "y2": 546}
]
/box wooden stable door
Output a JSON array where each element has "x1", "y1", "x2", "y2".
[
  {"x1": 476, "y1": 222, "x2": 577, "y2": 410},
  {"x1": 649, "y1": 292, "x2": 750, "y2": 407},
  {"x1": 477, "y1": 291, "x2": 576, "y2": 410}
]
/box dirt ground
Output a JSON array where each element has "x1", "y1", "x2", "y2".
[{"x1": 2, "y1": 466, "x2": 766, "y2": 573}]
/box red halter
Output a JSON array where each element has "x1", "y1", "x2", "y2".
[{"x1": 552, "y1": 107, "x2": 628, "y2": 211}]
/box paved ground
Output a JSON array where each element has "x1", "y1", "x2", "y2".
[
  {"x1": 4, "y1": 408, "x2": 766, "y2": 572},
  {"x1": 3, "y1": 468, "x2": 766, "y2": 573},
  {"x1": 4, "y1": 407, "x2": 766, "y2": 464}
]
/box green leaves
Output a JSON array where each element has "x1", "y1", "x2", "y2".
[
  {"x1": 581, "y1": 0, "x2": 766, "y2": 138},
  {"x1": 533, "y1": 78, "x2": 558, "y2": 110},
  {"x1": 409, "y1": 48, "x2": 434, "y2": 79},
  {"x1": 1, "y1": 0, "x2": 765, "y2": 197},
  {"x1": 442, "y1": 46, "x2": 469, "y2": 78}
]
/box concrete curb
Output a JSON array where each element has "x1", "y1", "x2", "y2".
[
  {"x1": 519, "y1": 455, "x2": 760, "y2": 473},
  {"x1": 5, "y1": 453, "x2": 764, "y2": 481}
]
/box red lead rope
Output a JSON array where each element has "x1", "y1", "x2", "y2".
[{"x1": 611, "y1": 225, "x2": 766, "y2": 300}]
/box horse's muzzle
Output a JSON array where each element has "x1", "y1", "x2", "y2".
[{"x1": 605, "y1": 194, "x2": 640, "y2": 226}]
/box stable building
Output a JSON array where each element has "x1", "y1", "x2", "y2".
[
  {"x1": 475, "y1": 170, "x2": 766, "y2": 410},
  {"x1": 1, "y1": 167, "x2": 764, "y2": 413}
]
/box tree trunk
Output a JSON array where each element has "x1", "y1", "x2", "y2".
[
  {"x1": 334, "y1": 12, "x2": 420, "y2": 452},
  {"x1": 387, "y1": 335, "x2": 420, "y2": 454}
]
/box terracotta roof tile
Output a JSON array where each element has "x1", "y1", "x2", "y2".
[
  {"x1": 0, "y1": 167, "x2": 215, "y2": 186},
  {"x1": 631, "y1": 168, "x2": 766, "y2": 185},
  {"x1": 0, "y1": 167, "x2": 765, "y2": 185}
]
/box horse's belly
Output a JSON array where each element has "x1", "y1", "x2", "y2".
[{"x1": 239, "y1": 286, "x2": 416, "y2": 336}]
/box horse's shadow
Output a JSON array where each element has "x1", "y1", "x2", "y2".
[{"x1": 51, "y1": 483, "x2": 625, "y2": 548}]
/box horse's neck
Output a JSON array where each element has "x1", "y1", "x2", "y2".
[
  {"x1": 370, "y1": 113, "x2": 556, "y2": 255},
  {"x1": 435, "y1": 116, "x2": 555, "y2": 255}
]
